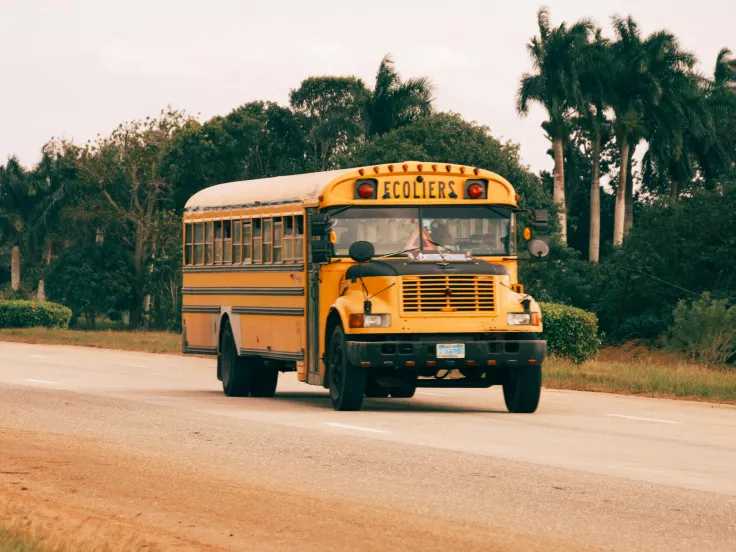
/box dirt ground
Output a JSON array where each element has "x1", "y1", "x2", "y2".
[{"x1": 0, "y1": 428, "x2": 579, "y2": 552}]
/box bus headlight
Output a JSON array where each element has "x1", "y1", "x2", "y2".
[
  {"x1": 507, "y1": 312, "x2": 541, "y2": 326},
  {"x1": 349, "y1": 313, "x2": 391, "y2": 328}
]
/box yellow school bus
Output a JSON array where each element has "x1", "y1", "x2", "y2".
[{"x1": 182, "y1": 161, "x2": 548, "y2": 412}]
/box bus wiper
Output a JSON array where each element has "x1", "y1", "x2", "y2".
[
  {"x1": 424, "y1": 239, "x2": 452, "y2": 263},
  {"x1": 377, "y1": 247, "x2": 420, "y2": 260}
]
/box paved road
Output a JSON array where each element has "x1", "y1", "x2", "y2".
[{"x1": 1, "y1": 341, "x2": 735, "y2": 551}]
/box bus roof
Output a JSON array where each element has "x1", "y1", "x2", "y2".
[{"x1": 183, "y1": 162, "x2": 516, "y2": 212}]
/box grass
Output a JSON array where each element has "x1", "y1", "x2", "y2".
[
  {"x1": 0, "y1": 327, "x2": 734, "y2": 404},
  {"x1": 0, "y1": 527, "x2": 55, "y2": 552},
  {"x1": 545, "y1": 344, "x2": 736, "y2": 405},
  {"x1": 0, "y1": 327, "x2": 181, "y2": 355}
]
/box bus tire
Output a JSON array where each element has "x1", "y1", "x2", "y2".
[
  {"x1": 328, "y1": 325, "x2": 366, "y2": 411},
  {"x1": 251, "y1": 363, "x2": 278, "y2": 398},
  {"x1": 220, "y1": 322, "x2": 252, "y2": 397},
  {"x1": 365, "y1": 378, "x2": 390, "y2": 398},
  {"x1": 389, "y1": 386, "x2": 416, "y2": 399},
  {"x1": 503, "y1": 365, "x2": 542, "y2": 413}
]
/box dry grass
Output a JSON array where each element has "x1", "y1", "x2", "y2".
[
  {"x1": 0, "y1": 327, "x2": 180, "y2": 355},
  {"x1": 545, "y1": 344, "x2": 736, "y2": 405},
  {"x1": 0, "y1": 503, "x2": 158, "y2": 552}
]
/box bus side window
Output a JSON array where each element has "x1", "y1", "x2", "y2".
[
  {"x1": 223, "y1": 220, "x2": 232, "y2": 263},
  {"x1": 232, "y1": 220, "x2": 242, "y2": 263},
  {"x1": 295, "y1": 216, "x2": 304, "y2": 262},
  {"x1": 263, "y1": 218, "x2": 273, "y2": 263},
  {"x1": 205, "y1": 222, "x2": 214, "y2": 264},
  {"x1": 243, "y1": 220, "x2": 252, "y2": 263},
  {"x1": 214, "y1": 221, "x2": 223, "y2": 264},
  {"x1": 194, "y1": 222, "x2": 204, "y2": 264},
  {"x1": 273, "y1": 217, "x2": 283, "y2": 263},
  {"x1": 184, "y1": 223, "x2": 193, "y2": 265},
  {"x1": 253, "y1": 219, "x2": 262, "y2": 263},
  {"x1": 283, "y1": 216, "x2": 294, "y2": 262}
]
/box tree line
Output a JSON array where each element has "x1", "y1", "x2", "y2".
[{"x1": 1, "y1": 9, "x2": 734, "y2": 346}]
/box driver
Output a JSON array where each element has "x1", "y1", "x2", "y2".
[{"x1": 430, "y1": 220, "x2": 453, "y2": 246}]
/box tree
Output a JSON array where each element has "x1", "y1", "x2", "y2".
[
  {"x1": 517, "y1": 7, "x2": 593, "y2": 245},
  {"x1": 576, "y1": 29, "x2": 612, "y2": 262},
  {"x1": 337, "y1": 112, "x2": 549, "y2": 212},
  {"x1": 607, "y1": 16, "x2": 696, "y2": 244},
  {"x1": 72, "y1": 108, "x2": 190, "y2": 328},
  {"x1": 0, "y1": 157, "x2": 37, "y2": 292},
  {"x1": 366, "y1": 55, "x2": 434, "y2": 136},
  {"x1": 45, "y1": 241, "x2": 134, "y2": 328},
  {"x1": 162, "y1": 101, "x2": 307, "y2": 209},
  {"x1": 289, "y1": 77, "x2": 370, "y2": 171}
]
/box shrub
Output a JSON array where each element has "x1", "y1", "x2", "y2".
[
  {"x1": 668, "y1": 293, "x2": 736, "y2": 365},
  {"x1": 540, "y1": 302, "x2": 601, "y2": 364},
  {"x1": 0, "y1": 300, "x2": 72, "y2": 329}
]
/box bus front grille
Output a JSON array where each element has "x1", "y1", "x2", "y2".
[{"x1": 401, "y1": 275, "x2": 496, "y2": 314}]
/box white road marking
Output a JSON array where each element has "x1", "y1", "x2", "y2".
[
  {"x1": 416, "y1": 391, "x2": 448, "y2": 397},
  {"x1": 323, "y1": 422, "x2": 391, "y2": 434},
  {"x1": 606, "y1": 414, "x2": 680, "y2": 425},
  {"x1": 22, "y1": 379, "x2": 58, "y2": 385},
  {"x1": 27, "y1": 354, "x2": 52, "y2": 359}
]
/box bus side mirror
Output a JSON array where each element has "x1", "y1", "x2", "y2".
[
  {"x1": 349, "y1": 241, "x2": 374, "y2": 263},
  {"x1": 529, "y1": 209, "x2": 549, "y2": 234},
  {"x1": 310, "y1": 213, "x2": 332, "y2": 264}
]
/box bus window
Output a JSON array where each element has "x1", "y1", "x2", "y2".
[
  {"x1": 263, "y1": 218, "x2": 273, "y2": 263},
  {"x1": 243, "y1": 220, "x2": 252, "y2": 263},
  {"x1": 214, "y1": 221, "x2": 222, "y2": 264},
  {"x1": 194, "y1": 222, "x2": 204, "y2": 264},
  {"x1": 223, "y1": 220, "x2": 232, "y2": 263},
  {"x1": 283, "y1": 216, "x2": 294, "y2": 262},
  {"x1": 232, "y1": 220, "x2": 242, "y2": 263},
  {"x1": 184, "y1": 223, "x2": 193, "y2": 265},
  {"x1": 205, "y1": 222, "x2": 213, "y2": 264},
  {"x1": 295, "y1": 216, "x2": 304, "y2": 261},
  {"x1": 273, "y1": 217, "x2": 283, "y2": 263},
  {"x1": 253, "y1": 219, "x2": 262, "y2": 263}
]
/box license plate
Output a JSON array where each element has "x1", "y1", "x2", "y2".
[{"x1": 436, "y1": 344, "x2": 465, "y2": 359}]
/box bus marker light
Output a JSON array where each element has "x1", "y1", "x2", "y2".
[
  {"x1": 529, "y1": 359, "x2": 538, "y2": 365},
  {"x1": 373, "y1": 166, "x2": 380, "y2": 173},
  {"x1": 432, "y1": 164, "x2": 438, "y2": 171},
  {"x1": 403, "y1": 163, "x2": 408, "y2": 171},
  {"x1": 487, "y1": 360, "x2": 497, "y2": 366},
  {"x1": 465, "y1": 360, "x2": 476, "y2": 366},
  {"x1": 360, "y1": 362, "x2": 371, "y2": 367},
  {"x1": 459, "y1": 166, "x2": 465, "y2": 174},
  {"x1": 474, "y1": 167, "x2": 480, "y2": 175},
  {"x1": 388, "y1": 164, "x2": 394, "y2": 172},
  {"x1": 406, "y1": 361, "x2": 416, "y2": 367},
  {"x1": 427, "y1": 360, "x2": 437, "y2": 367},
  {"x1": 445, "y1": 164, "x2": 452, "y2": 172},
  {"x1": 359, "y1": 168, "x2": 365, "y2": 175},
  {"x1": 417, "y1": 164, "x2": 423, "y2": 171}
]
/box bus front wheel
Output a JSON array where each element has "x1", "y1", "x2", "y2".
[
  {"x1": 221, "y1": 322, "x2": 251, "y2": 397},
  {"x1": 328, "y1": 326, "x2": 366, "y2": 411},
  {"x1": 503, "y1": 365, "x2": 542, "y2": 413}
]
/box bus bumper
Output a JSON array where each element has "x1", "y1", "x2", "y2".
[{"x1": 345, "y1": 339, "x2": 546, "y2": 369}]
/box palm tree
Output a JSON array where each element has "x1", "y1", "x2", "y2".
[
  {"x1": 366, "y1": 55, "x2": 434, "y2": 136},
  {"x1": 0, "y1": 157, "x2": 37, "y2": 292},
  {"x1": 607, "y1": 16, "x2": 695, "y2": 245},
  {"x1": 577, "y1": 28, "x2": 611, "y2": 262},
  {"x1": 714, "y1": 47, "x2": 736, "y2": 88},
  {"x1": 517, "y1": 7, "x2": 593, "y2": 245}
]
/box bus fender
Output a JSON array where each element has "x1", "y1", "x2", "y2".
[{"x1": 218, "y1": 307, "x2": 244, "y2": 354}]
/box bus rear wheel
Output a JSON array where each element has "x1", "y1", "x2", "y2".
[
  {"x1": 503, "y1": 365, "x2": 542, "y2": 413},
  {"x1": 251, "y1": 362, "x2": 279, "y2": 398},
  {"x1": 328, "y1": 326, "x2": 366, "y2": 411},
  {"x1": 220, "y1": 322, "x2": 252, "y2": 397}
]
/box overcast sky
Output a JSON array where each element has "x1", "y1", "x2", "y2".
[{"x1": 1, "y1": 0, "x2": 733, "y2": 176}]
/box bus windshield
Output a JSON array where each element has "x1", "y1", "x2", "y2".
[{"x1": 330, "y1": 206, "x2": 515, "y2": 257}]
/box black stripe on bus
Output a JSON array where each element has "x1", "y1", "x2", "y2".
[
  {"x1": 182, "y1": 287, "x2": 304, "y2": 297},
  {"x1": 182, "y1": 264, "x2": 304, "y2": 273},
  {"x1": 232, "y1": 307, "x2": 304, "y2": 317},
  {"x1": 184, "y1": 198, "x2": 302, "y2": 213},
  {"x1": 184, "y1": 345, "x2": 218, "y2": 356},
  {"x1": 240, "y1": 348, "x2": 304, "y2": 361},
  {"x1": 182, "y1": 306, "x2": 221, "y2": 314}
]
